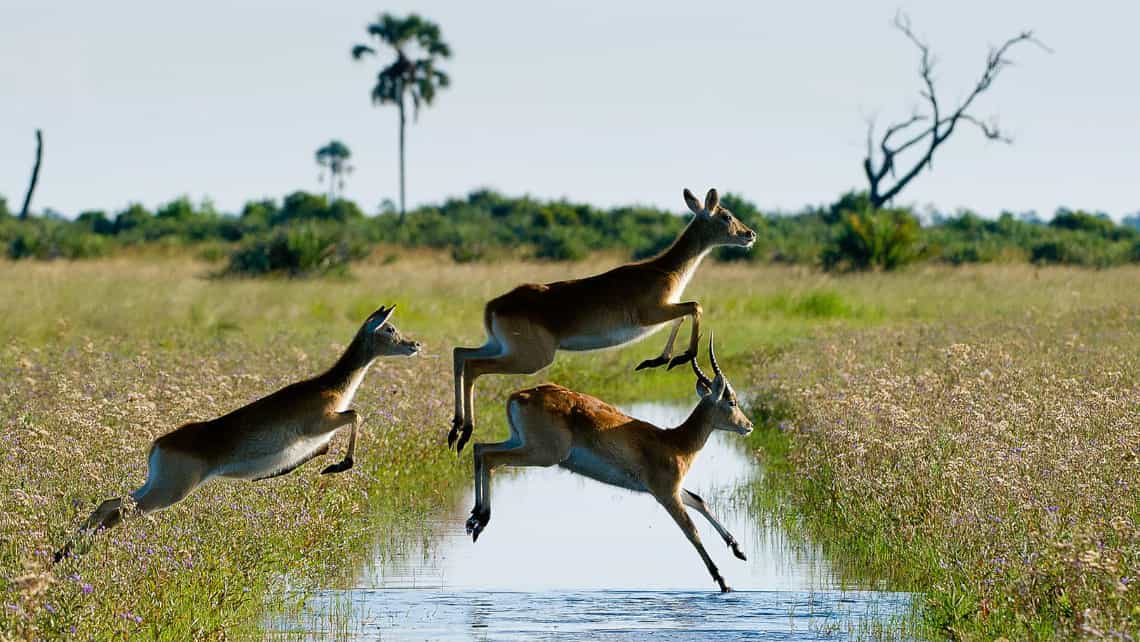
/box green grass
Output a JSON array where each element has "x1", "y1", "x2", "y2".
[{"x1": 0, "y1": 255, "x2": 1136, "y2": 639}]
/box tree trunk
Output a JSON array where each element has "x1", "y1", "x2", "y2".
[
  {"x1": 398, "y1": 98, "x2": 406, "y2": 223},
  {"x1": 19, "y1": 129, "x2": 43, "y2": 220}
]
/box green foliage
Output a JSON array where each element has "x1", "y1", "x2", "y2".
[
  {"x1": 822, "y1": 207, "x2": 923, "y2": 271},
  {"x1": 534, "y1": 230, "x2": 589, "y2": 261},
  {"x1": 825, "y1": 190, "x2": 871, "y2": 224},
  {"x1": 1049, "y1": 209, "x2": 1120, "y2": 237},
  {"x1": 225, "y1": 222, "x2": 369, "y2": 277},
  {"x1": 315, "y1": 140, "x2": 351, "y2": 166},
  {"x1": 316, "y1": 140, "x2": 353, "y2": 200},
  {"x1": 0, "y1": 195, "x2": 10, "y2": 218},
  {"x1": 1, "y1": 217, "x2": 109, "y2": 259},
  {"x1": 353, "y1": 13, "x2": 451, "y2": 113},
  {"x1": 2, "y1": 189, "x2": 1139, "y2": 274}
]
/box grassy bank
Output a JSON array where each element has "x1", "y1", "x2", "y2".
[
  {"x1": 0, "y1": 255, "x2": 865, "y2": 639},
  {"x1": 1, "y1": 256, "x2": 1135, "y2": 639},
  {"x1": 747, "y1": 272, "x2": 1140, "y2": 638}
]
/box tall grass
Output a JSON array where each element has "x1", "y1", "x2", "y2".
[
  {"x1": 0, "y1": 256, "x2": 1136, "y2": 638},
  {"x1": 748, "y1": 297, "x2": 1140, "y2": 638}
]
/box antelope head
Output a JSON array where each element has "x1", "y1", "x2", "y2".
[
  {"x1": 691, "y1": 334, "x2": 753, "y2": 435},
  {"x1": 682, "y1": 188, "x2": 757, "y2": 250},
  {"x1": 361, "y1": 305, "x2": 422, "y2": 358}
]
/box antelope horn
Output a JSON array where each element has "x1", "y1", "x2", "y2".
[
  {"x1": 708, "y1": 332, "x2": 723, "y2": 380},
  {"x1": 691, "y1": 345, "x2": 713, "y2": 389}
]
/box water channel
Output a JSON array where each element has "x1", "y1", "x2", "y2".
[{"x1": 271, "y1": 402, "x2": 913, "y2": 640}]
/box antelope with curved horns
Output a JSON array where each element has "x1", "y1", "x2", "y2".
[
  {"x1": 449, "y1": 187, "x2": 755, "y2": 452},
  {"x1": 54, "y1": 305, "x2": 421, "y2": 563},
  {"x1": 466, "y1": 335, "x2": 753, "y2": 593}
]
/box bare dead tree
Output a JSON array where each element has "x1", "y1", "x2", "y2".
[
  {"x1": 19, "y1": 129, "x2": 43, "y2": 220},
  {"x1": 862, "y1": 14, "x2": 1050, "y2": 209}
]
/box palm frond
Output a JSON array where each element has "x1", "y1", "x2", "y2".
[{"x1": 351, "y1": 44, "x2": 375, "y2": 59}]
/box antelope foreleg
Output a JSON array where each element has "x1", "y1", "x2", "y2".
[
  {"x1": 321, "y1": 410, "x2": 360, "y2": 475},
  {"x1": 661, "y1": 493, "x2": 730, "y2": 592},
  {"x1": 682, "y1": 489, "x2": 746, "y2": 561},
  {"x1": 635, "y1": 319, "x2": 683, "y2": 371},
  {"x1": 636, "y1": 302, "x2": 702, "y2": 370}
]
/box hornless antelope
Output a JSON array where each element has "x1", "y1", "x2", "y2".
[
  {"x1": 466, "y1": 336, "x2": 753, "y2": 593},
  {"x1": 449, "y1": 187, "x2": 755, "y2": 452},
  {"x1": 54, "y1": 305, "x2": 420, "y2": 563}
]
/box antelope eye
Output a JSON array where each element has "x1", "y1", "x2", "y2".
[{"x1": 727, "y1": 398, "x2": 737, "y2": 407}]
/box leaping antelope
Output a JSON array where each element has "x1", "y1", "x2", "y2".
[
  {"x1": 54, "y1": 305, "x2": 421, "y2": 563},
  {"x1": 466, "y1": 336, "x2": 753, "y2": 593},
  {"x1": 449, "y1": 187, "x2": 755, "y2": 452}
]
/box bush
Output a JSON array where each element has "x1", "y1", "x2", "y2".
[
  {"x1": 821, "y1": 207, "x2": 923, "y2": 271},
  {"x1": 3, "y1": 219, "x2": 111, "y2": 260},
  {"x1": 534, "y1": 231, "x2": 589, "y2": 261},
  {"x1": 224, "y1": 224, "x2": 368, "y2": 277}
]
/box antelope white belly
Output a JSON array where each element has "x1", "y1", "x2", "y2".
[
  {"x1": 216, "y1": 432, "x2": 336, "y2": 480},
  {"x1": 559, "y1": 323, "x2": 666, "y2": 352},
  {"x1": 560, "y1": 447, "x2": 646, "y2": 492}
]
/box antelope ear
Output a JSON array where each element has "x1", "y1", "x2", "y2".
[
  {"x1": 720, "y1": 381, "x2": 735, "y2": 401},
  {"x1": 695, "y1": 378, "x2": 712, "y2": 399},
  {"x1": 709, "y1": 376, "x2": 726, "y2": 401},
  {"x1": 704, "y1": 188, "x2": 720, "y2": 212},
  {"x1": 683, "y1": 188, "x2": 705, "y2": 216},
  {"x1": 367, "y1": 305, "x2": 396, "y2": 332}
]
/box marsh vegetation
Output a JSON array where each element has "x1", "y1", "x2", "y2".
[{"x1": 0, "y1": 256, "x2": 1136, "y2": 639}]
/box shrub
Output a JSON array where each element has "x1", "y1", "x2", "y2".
[
  {"x1": 4, "y1": 220, "x2": 110, "y2": 260},
  {"x1": 631, "y1": 234, "x2": 675, "y2": 261},
  {"x1": 224, "y1": 224, "x2": 368, "y2": 277},
  {"x1": 1031, "y1": 239, "x2": 1087, "y2": 266},
  {"x1": 534, "y1": 231, "x2": 589, "y2": 261},
  {"x1": 821, "y1": 207, "x2": 923, "y2": 271},
  {"x1": 1049, "y1": 209, "x2": 1117, "y2": 237}
]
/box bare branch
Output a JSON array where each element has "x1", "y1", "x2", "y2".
[{"x1": 861, "y1": 13, "x2": 1047, "y2": 208}]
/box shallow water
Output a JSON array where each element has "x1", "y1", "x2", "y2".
[{"x1": 271, "y1": 402, "x2": 913, "y2": 640}]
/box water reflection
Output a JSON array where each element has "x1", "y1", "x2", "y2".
[{"x1": 271, "y1": 401, "x2": 913, "y2": 639}]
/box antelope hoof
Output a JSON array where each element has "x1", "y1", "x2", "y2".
[
  {"x1": 455, "y1": 423, "x2": 474, "y2": 454},
  {"x1": 321, "y1": 457, "x2": 354, "y2": 475},
  {"x1": 52, "y1": 548, "x2": 69, "y2": 565},
  {"x1": 448, "y1": 417, "x2": 463, "y2": 449},
  {"x1": 635, "y1": 356, "x2": 669, "y2": 371},
  {"x1": 730, "y1": 541, "x2": 747, "y2": 561},
  {"x1": 717, "y1": 577, "x2": 732, "y2": 593},
  {"x1": 466, "y1": 507, "x2": 489, "y2": 542},
  {"x1": 667, "y1": 351, "x2": 697, "y2": 370}
]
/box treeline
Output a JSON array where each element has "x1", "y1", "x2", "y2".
[{"x1": 1, "y1": 190, "x2": 1138, "y2": 275}]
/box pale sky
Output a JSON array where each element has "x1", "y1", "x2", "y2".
[{"x1": 2, "y1": 1, "x2": 1137, "y2": 219}]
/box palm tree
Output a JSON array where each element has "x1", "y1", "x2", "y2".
[
  {"x1": 352, "y1": 13, "x2": 451, "y2": 222},
  {"x1": 315, "y1": 140, "x2": 353, "y2": 202}
]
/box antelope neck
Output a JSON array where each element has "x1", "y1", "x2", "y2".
[
  {"x1": 666, "y1": 402, "x2": 719, "y2": 456},
  {"x1": 651, "y1": 222, "x2": 712, "y2": 278},
  {"x1": 324, "y1": 332, "x2": 377, "y2": 396}
]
